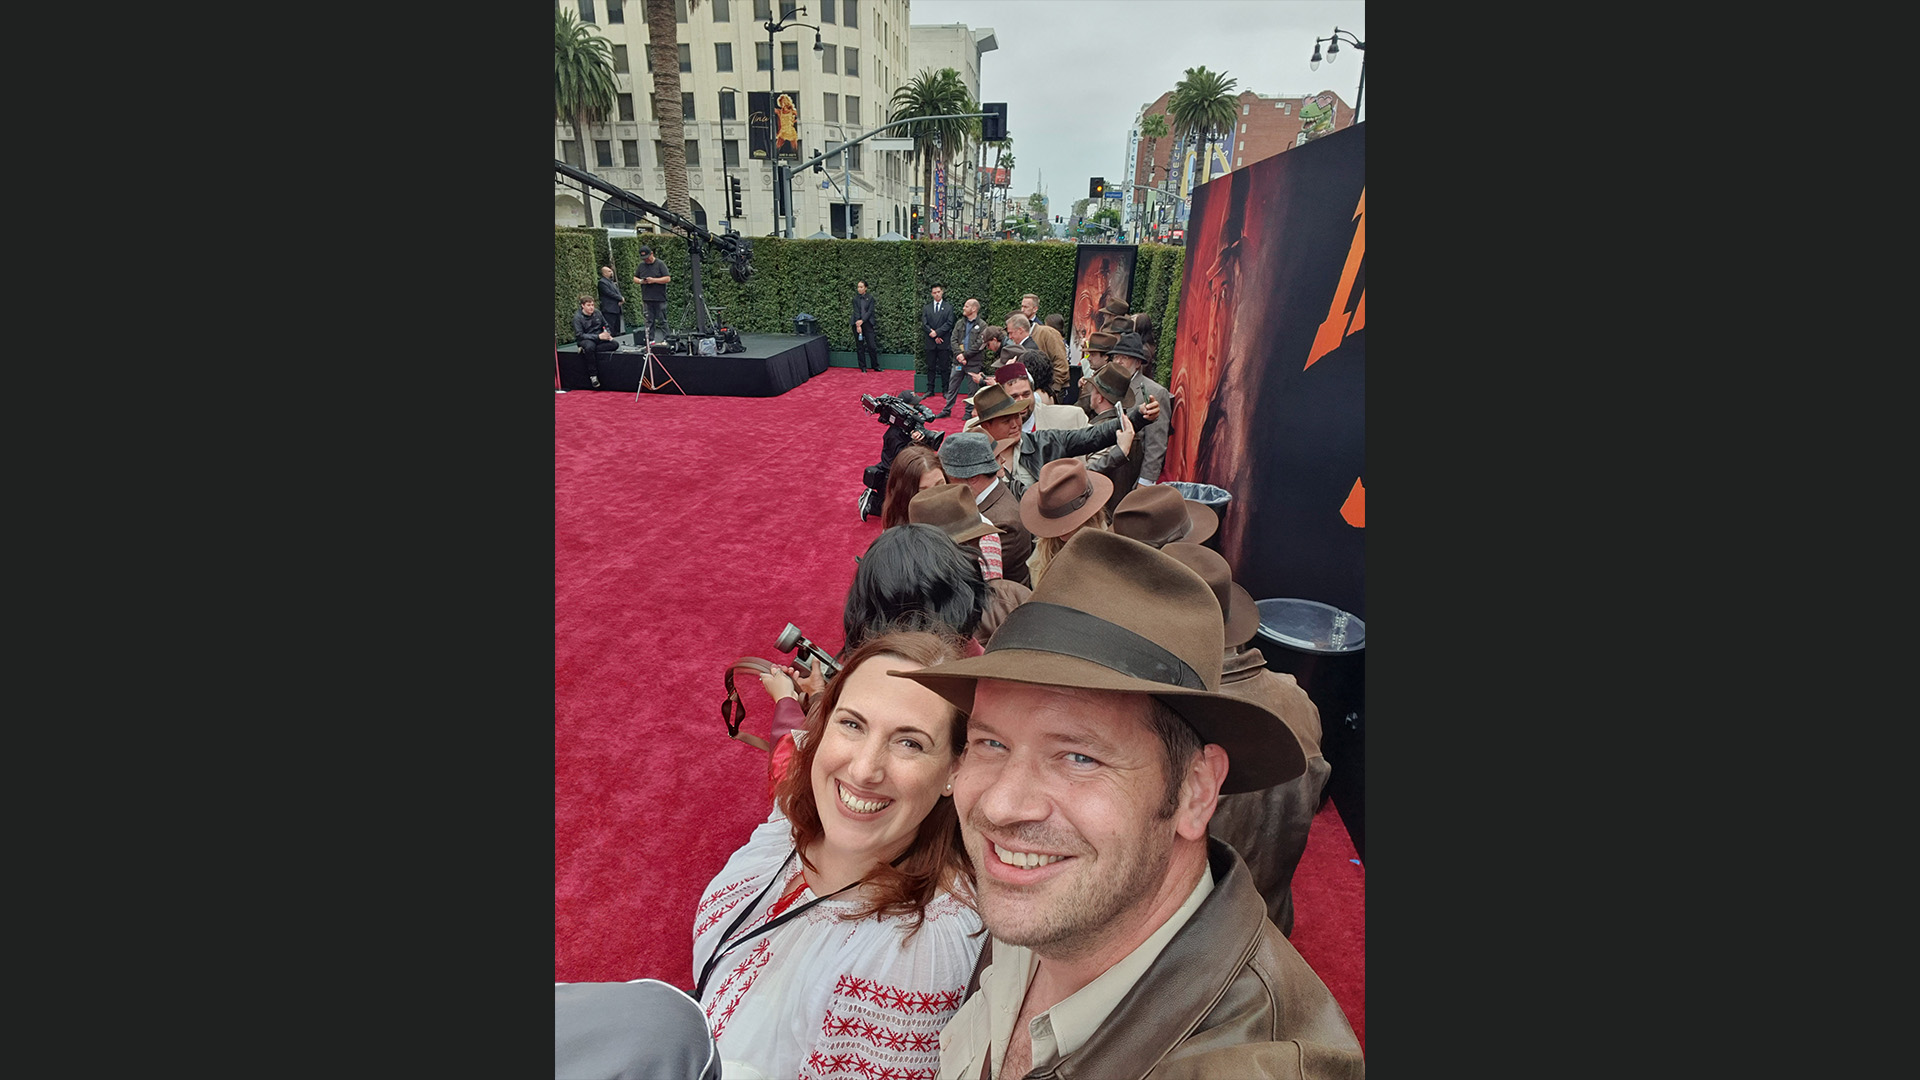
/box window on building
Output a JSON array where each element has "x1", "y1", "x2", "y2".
[
  {"x1": 846, "y1": 95, "x2": 860, "y2": 125},
  {"x1": 618, "y1": 93, "x2": 634, "y2": 121},
  {"x1": 675, "y1": 0, "x2": 688, "y2": 21},
  {"x1": 821, "y1": 44, "x2": 837, "y2": 74},
  {"x1": 848, "y1": 143, "x2": 862, "y2": 171},
  {"x1": 595, "y1": 140, "x2": 613, "y2": 167},
  {"x1": 713, "y1": 0, "x2": 729, "y2": 20},
  {"x1": 753, "y1": 0, "x2": 770, "y2": 20},
  {"x1": 644, "y1": 45, "x2": 653, "y2": 72},
  {"x1": 821, "y1": 0, "x2": 835, "y2": 22},
  {"x1": 562, "y1": 139, "x2": 583, "y2": 167},
  {"x1": 720, "y1": 90, "x2": 737, "y2": 120},
  {"x1": 756, "y1": 41, "x2": 771, "y2": 71},
  {"x1": 823, "y1": 93, "x2": 839, "y2": 122},
  {"x1": 844, "y1": 47, "x2": 859, "y2": 77},
  {"x1": 1239, "y1": 123, "x2": 1246, "y2": 133},
  {"x1": 613, "y1": 44, "x2": 629, "y2": 73},
  {"x1": 844, "y1": 2, "x2": 855, "y2": 28},
  {"x1": 1242, "y1": 103, "x2": 1249, "y2": 115},
  {"x1": 677, "y1": 43, "x2": 690, "y2": 71},
  {"x1": 782, "y1": 41, "x2": 798, "y2": 70},
  {"x1": 685, "y1": 138, "x2": 700, "y2": 166},
  {"x1": 723, "y1": 139, "x2": 741, "y2": 167},
  {"x1": 623, "y1": 139, "x2": 640, "y2": 166},
  {"x1": 649, "y1": 94, "x2": 659, "y2": 118},
  {"x1": 578, "y1": 0, "x2": 596, "y2": 23},
  {"x1": 607, "y1": 0, "x2": 623, "y2": 23},
  {"x1": 715, "y1": 42, "x2": 733, "y2": 71}
]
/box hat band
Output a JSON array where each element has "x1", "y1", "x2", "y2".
[
  {"x1": 986, "y1": 602, "x2": 1205, "y2": 690},
  {"x1": 1041, "y1": 483, "x2": 1093, "y2": 520}
]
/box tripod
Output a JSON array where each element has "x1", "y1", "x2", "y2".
[{"x1": 635, "y1": 339, "x2": 684, "y2": 398}]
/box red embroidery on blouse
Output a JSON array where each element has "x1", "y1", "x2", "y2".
[
  {"x1": 704, "y1": 937, "x2": 773, "y2": 1040},
  {"x1": 799, "y1": 976, "x2": 965, "y2": 1079}
]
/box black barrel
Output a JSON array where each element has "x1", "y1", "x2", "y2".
[{"x1": 1252, "y1": 598, "x2": 1366, "y2": 862}]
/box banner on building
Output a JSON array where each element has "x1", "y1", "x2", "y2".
[
  {"x1": 749, "y1": 92, "x2": 771, "y2": 159},
  {"x1": 1069, "y1": 244, "x2": 1137, "y2": 350},
  {"x1": 1165, "y1": 122, "x2": 1365, "y2": 619},
  {"x1": 934, "y1": 160, "x2": 947, "y2": 227}
]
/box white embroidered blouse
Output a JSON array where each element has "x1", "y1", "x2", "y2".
[{"x1": 692, "y1": 805, "x2": 984, "y2": 1080}]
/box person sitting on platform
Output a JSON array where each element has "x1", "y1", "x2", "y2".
[{"x1": 572, "y1": 295, "x2": 616, "y2": 390}]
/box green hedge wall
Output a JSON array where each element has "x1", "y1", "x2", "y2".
[
  {"x1": 565, "y1": 226, "x2": 614, "y2": 272},
  {"x1": 1158, "y1": 247, "x2": 1186, "y2": 387},
  {"x1": 554, "y1": 235, "x2": 1183, "y2": 366},
  {"x1": 555, "y1": 230, "x2": 597, "y2": 343}
]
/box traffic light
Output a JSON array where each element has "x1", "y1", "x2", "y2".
[
  {"x1": 981, "y1": 102, "x2": 1008, "y2": 142},
  {"x1": 1090, "y1": 177, "x2": 1105, "y2": 199},
  {"x1": 910, "y1": 204, "x2": 922, "y2": 236},
  {"x1": 728, "y1": 175, "x2": 743, "y2": 219}
]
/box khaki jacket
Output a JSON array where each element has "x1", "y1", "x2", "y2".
[{"x1": 962, "y1": 840, "x2": 1363, "y2": 1079}]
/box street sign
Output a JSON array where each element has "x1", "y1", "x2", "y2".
[
  {"x1": 1102, "y1": 189, "x2": 1124, "y2": 199},
  {"x1": 869, "y1": 138, "x2": 916, "y2": 152}
]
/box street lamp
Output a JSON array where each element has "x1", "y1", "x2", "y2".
[
  {"x1": 764, "y1": 4, "x2": 824, "y2": 231},
  {"x1": 1308, "y1": 27, "x2": 1365, "y2": 127}
]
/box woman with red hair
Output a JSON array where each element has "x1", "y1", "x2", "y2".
[
  {"x1": 878, "y1": 444, "x2": 947, "y2": 529},
  {"x1": 694, "y1": 630, "x2": 982, "y2": 1080}
]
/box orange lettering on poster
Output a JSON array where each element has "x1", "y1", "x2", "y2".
[
  {"x1": 1305, "y1": 188, "x2": 1365, "y2": 371},
  {"x1": 1340, "y1": 477, "x2": 1365, "y2": 528}
]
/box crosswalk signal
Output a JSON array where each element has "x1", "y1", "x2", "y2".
[
  {"x1": 728, "y1": 175, "x2": 743, "y2": 219},
  {"x1": 1090, "y1": 177, "x2": 1105, "y2": 199}
]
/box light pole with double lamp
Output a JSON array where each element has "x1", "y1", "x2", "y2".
[
  {"x1": 763, "y1": 4, "x2": 823, "y2": 231},
  {"x1": 1309, "y1": 27, "x2": 1365, "y2": 127}
]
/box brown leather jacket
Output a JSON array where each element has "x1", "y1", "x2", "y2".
[{"x1": 963, "y1": 839, "x2": 1363, "y2": 1079}]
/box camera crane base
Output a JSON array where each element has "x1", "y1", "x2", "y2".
[{"x1": 635, "y1": 342, "x2": 686, "y2": 398}]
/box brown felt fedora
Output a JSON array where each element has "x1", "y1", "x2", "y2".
[
  {"x1": 1101, "y1": 297, "x2": 1131, "y2": 318},
  {"x1": 1163, "y1": 542, "x2": 1259, "y2": 647},
  {"x1": 1019, "y1": 457, "x2": 1113, "y2": 538},
  {"x1": 1091, "y1": 361, "x2": 1133, "y2": 406},
  {"x1": 909, "y1": 482, "x2": 1000, "y2": 545},
  {"x1": 1112, "y1": 484, "x2": 1218, "y2": 547},
  {"x1": 894, "y1": 530, "x2": 1306, "y2": 794},
  {"x1": 1085, "y1": 328, "x2": 1121, "y2": 352},
  {"x1": 971, "y1": 382, "x2": 1033, "y2": 424}
]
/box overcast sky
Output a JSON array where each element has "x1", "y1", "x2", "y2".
[{"x1": 909, "y1": 0, "x2": 1365, "y2": 221}]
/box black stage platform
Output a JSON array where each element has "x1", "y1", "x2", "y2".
[{"x1": 558, "y1": 333, "x2": 829, "y2": 397}]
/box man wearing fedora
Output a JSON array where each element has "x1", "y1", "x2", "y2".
[
  {"x1": 1104, "y1": 330, "x2": 1174, "y2": 489},
  {"x1": 1161, "y1": 541, "x2": 1330, "y2": 937},
  {"x1": 939, "y1": 432, "x2": 1035, "y2": 588},
  {"x1": 971, "y1": 379, "x2": 1160, "y2": 502},
  {"x1": 1112, "y1": 484, "x2": 1219, "y2": 550},
  {"x1": 1085, "y1": 361, "x2": 1146, "y2": 515},
  {"x1": 902, "y1": 531, "x2": 1364, "y2": 1079}
]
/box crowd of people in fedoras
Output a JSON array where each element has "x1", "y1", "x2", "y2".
[{"x1": 556, "y1": 290, "x2": 1364, "y2": 1080}]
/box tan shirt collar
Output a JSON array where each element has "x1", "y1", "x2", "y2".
[{"x1": 938, "y1": 864, "x2": 1214, "y2": 1079}]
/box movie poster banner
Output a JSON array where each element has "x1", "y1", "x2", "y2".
[
  {"x1": 748, "y1": 90, "x2": 802, "y2": 160},
  {"x1": 1069, "y1": 244, "x2": 1136, "y2": 349},
  {"x1": 1165, "y1": 123, "x2": 1364, "y2": 619}
]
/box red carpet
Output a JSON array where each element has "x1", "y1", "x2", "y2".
[{"x1": 555, "y1": 367, "x2": 1363, "y2": 1047}]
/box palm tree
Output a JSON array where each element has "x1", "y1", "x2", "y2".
[
  {"x1": 555, "y1": 8, "x2": 619, "y2": 226},
  {"x1": 1169, "y1": 66, "x2": 1239, "y2": 196},
  {"x1": 889, "y1": 67, "x2": 977, "y2": 238},
  {"x1": 983, "y1": 133, "x2": 1012, "y2": 236},
  {"x1": 645, "y1": 0, "x2": 702, "y2": 221},
  {"x1": 996, "y1": 151, "x2": 1015, "y2": 234}
]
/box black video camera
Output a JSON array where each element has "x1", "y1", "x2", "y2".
[
  {"x1": 861, "y1": 392, "x2": 937, "y2": 431},
  {"x1": 776, "y1": 623, "x2": 842, "y2": 681}
]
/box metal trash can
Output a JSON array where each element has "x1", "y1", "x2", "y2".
[
  {"x1": 793, "y1": 313, "x2": 819, "y2": 336},
  {"x1": 1253, "y1": 598, "x2": 1366, "y2": 862},
  {"x1": 1164, "y1": 482, "x2": 1231, "y2": 552}
]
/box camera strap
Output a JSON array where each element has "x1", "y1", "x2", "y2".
[
  {"x1": 720, "y1": 658, "x2": 777, "y2": 752},
  {"x1": 694, "y1": 846, "x2": 907, "y2": 1001}
]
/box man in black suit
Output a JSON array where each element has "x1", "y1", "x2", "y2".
[
  {"x1": 596, "y1": 266, "x2": 626, "y2": 337},
  {"x1": 851, "y1": 280, "x2": 881, "y2": 373},
  {"x1": 921, "y1": 284, "x2": 954, "y2": 397}
]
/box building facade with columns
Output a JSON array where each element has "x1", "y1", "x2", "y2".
[{"x1": 555, "y1": 0, "x2": 926, "y2": 239}]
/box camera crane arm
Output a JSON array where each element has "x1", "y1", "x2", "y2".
[{"x1": 555, "y1": 159, "x2": 754, "y2": 337}]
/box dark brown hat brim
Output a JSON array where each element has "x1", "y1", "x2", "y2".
[
  {"x1": 892, "y1": 651, "x2": 1306, "y2": 794},
  {"x1": 1184, "y1": 500, "x2": 1219, "y2": 545},
  {"x1": 1226, "y1": 582, "x2": 1259, "y2": 647}
]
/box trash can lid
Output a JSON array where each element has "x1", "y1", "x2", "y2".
[
  {"x1": 1254, "y1": 598, "x2": 1365, "y2": 653},
  {"x1": 1164, "y1": 481, "x2": 1232, "y2": 509}
]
